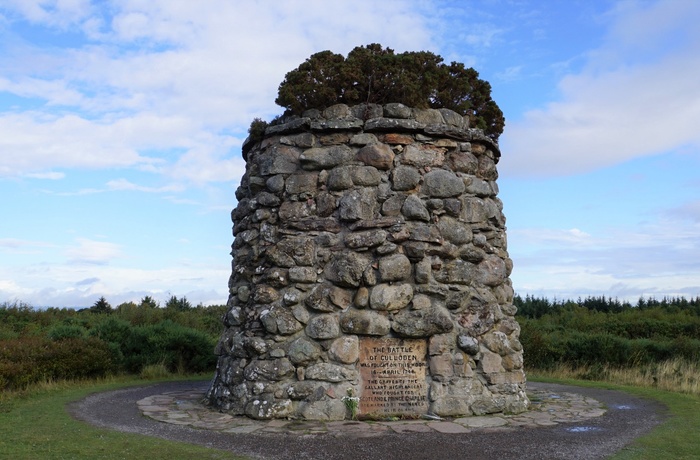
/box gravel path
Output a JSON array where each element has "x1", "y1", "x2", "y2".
[{"x1": 68, "y1": 380, "x2": 667, "y2": 460}]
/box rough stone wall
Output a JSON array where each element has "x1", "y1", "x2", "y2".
[{"x1": 207, "y1": 103, "x2": 529, "y2": 420}]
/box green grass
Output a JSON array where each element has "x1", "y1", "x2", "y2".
[
  {"x1": 531, "y1": 376, "x2": 700, "y2": 460},
  {"x1": 0, "y1": 376, "x2": 247, "y2": 460}
]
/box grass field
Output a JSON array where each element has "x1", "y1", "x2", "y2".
[
  {"x1": 2, "y1": 375, "x2": 699, "y2": 459},
  {"x1": 0, "y1": 376, "x2": 245, "y2": 460}
]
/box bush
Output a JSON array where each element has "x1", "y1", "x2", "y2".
[
  {"x1": 0, "y1": 337, "x2": 115, "y2": 390},
  {"x1": 275, "y1": 43, "x2": 505, "y2": 140}
]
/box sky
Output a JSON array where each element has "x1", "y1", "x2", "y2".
[{"x1": 1, "y1": 0, "x2": 699, "y2": 308}]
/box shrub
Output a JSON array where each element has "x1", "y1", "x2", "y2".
[
  {"x1": 275, "y1": 43, "x2": 505, "y2": 140},
  {"x1": 0, "y1": 337, "x2": 115, "y2": 390}
]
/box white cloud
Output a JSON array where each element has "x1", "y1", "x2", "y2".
[
  {"x1": 106, "y1": 178, "x2": 183, "y2": 193},
  {"x1": 500, "y1": 0, "x2": 700, "y2": 178},
  {"x1": 24, "y1": 171, "x2": 65, "y2": 179},
  {"x1": 0, "y1": 260, "x2": 229, "y2": 307},
  {"x1": 510, "y1": 215, "x2": 700, "y2": 301},
  {"x1": 64, "y1": 238, "x2": 122, "y2": 265},
  {"x1": 0, "y1": 0, "x2": 437, "y2": 186}
]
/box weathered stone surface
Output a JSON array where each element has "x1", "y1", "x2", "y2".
[
  {"x1": 391, "y1": 306, "x2": 454, "y2": 338},
  {"x1": 475, "y1": 254, "x2": 508, "y2": 287},
  {"x1": 423, "y1": 169, "x2": 465, "y2": 197},
  {"x1": 369, "y1": 283, "x2": 414, "y2": 311},
  {"x1": 324, "y1": 251, "x2": 371, "y2": 287},
  {"x1": 438, "y1": 216, "x2": 472, "y2": 245},
  {"x1": 287, "y1": 337, "x2": 322, "y2": 365},
  {"x1": 339, "y1": 188, "x2": 378, "y2": 221},
  {"x1": 258, "y1": 145, "x2": 301, "y2": 175},
  {"x1": 402, "y1": 195, "x2": 430, "y2": 221},
  {"x1": 300, "y1": 145, "x2": 354, "y2": 170},
  {"x1": 378, "y1": 253, "x2": 412, "y2": 281},
  {"x1": 285, "y1": 172, "x2": 318, "y2": 195},
  {"x1": 401, "y1": 143, "x2": 445, "y2": 168},
  {"x1": 339, "y1": 309, "x2": 391, "y2": 335},
  {"x1": 288, "y1": 266, "x2": 317, "y2": 283},
  {"x1": 384, "y1": 103, "x2": 412, "y2": 118},
  {"x1": 260, "y1": 307, "x2": 303, "y2": 335},
  {"x1": 392, "y1": 166, "x2": 421, "y2": 191},
  {"x1": 329, "y1": 335, "x2": 359, "y2": 364},
  {"x1": 305, "y1": 363, "x2": 357, "y2": 382},
  {"x1": 305, "y1": 314, "x2": 340, "y2": 339},
  {"x1": 211, "y1": 103, "x2": 526, "y2": 420},
  {"x1": 434, "y1": 259, "x2": 475, "y2": 285},
  {"x1": 299, "y1": 399, "x2": 347, "y2": 421},
  {"x1": 244, "y1": 395, "x2": 293, "y2": 420},
  {"x1": 344, "y1": 229, "x2": 387, "y2": 249},
  {"x1": 327, "y1": 166, "x2": 354, "y2": 191},
  {"x1": 350, "y1": 166, "x2": 382, "y2": 186},
  {"x1": 305, "y1": 283, "x2": 335, "y2": 312},
  {"x1": 244, "y1": 358, "x2": 295, "y2": 381},
  {"x1": 356, "y1": 143, "x2": 395, "y2": 169},
  {"x1": 457, "y1": 334, "x2": 480, "y2": 355}
]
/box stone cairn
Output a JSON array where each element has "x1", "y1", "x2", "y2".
[{"x1": 207, "y1": 103, "x2": 529, "y2": 420}]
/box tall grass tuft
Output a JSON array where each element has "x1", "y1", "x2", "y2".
[{"x1": 528, "y1": 357, "x2": 700, "y2": 396}]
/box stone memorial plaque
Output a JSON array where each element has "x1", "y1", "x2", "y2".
[{"x1": 358, "y1": 337, "x2": 428, "y2": 417}]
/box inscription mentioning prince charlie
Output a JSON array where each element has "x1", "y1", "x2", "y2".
[{"x1": 358, "y1": 337, "x2": 428, "y2": 417}]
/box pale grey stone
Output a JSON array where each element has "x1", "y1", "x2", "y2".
[
  {"x1": 402, "y1": 195, "x2": 430, "y2": 221},
  {"x1": 457, "y1": 334, "x2": 479, "y2": 355},
  {"x1": 392, "y1": 165, "x2": 421, "y2": 191},
  {"x1": 391, "y1": 306, "x2": 454, "y2": 338},
  {"x1": 285, "y1": 172, "x2": 318, "y2": 195},
  {"x1": 305, "y1": 362, "x2": 357, "y2": 382},
  {"x1": 244, "y1": 395, "x2": 293, "y2": 420},
  {"x1": 476, "y1": 255, "x2": 507, "y2": 287},
  {"x1": 413, "y1": 108, "x2": 444, "y2": 124},
  {"x1": 327, "y1": 166, "x2": 354, "y2": 191},
  {"x1": 369, "y1": 283, "x2": 414, "y2": 311},
  {"x1": 300, "y1": 145, "x2": 354, "y2": 170},
  {"x1": 381, "y1": 195, "x2": 405, "y2": 216},
  {"x1": 244, "y1": 358, "x2": 295, "y2": 381},
  {"x1": 339, "y1": 309, "x2": 390, "y2": 335},
  {"x1": 378, "y1": 253, "x2": 412, "y2": 281},
  {"x1": 350, "y1": 133, "x2": 379, "y2": 145},
  {"x1": 401, "y1": 143, "x2": 445, "y2": 168},
  {"x1": 356, "y1": 143, "x2": 394, "y2": 170},
  {"x1": 324, "y1": 251, "x2": 371, "y2": 287},
  {"x1": 328, "y1": 335, "x2": 359, "y2": 364},
  {"x1": 339, "y1": 188, "x2": 377, "y2": 221},
  {"x1": 288, "y1": 266, "x2": 317, "y2": 283},
  {"x1": 423, "y1": 169, "x2": 465, "y2": 197},
  {"x1": 299, "y1": 399, "x2": 347, "y2": 421},
  {"x1": 344, "y1": 229, "x2": 387, "y2": 249},
  {"x1": 305, "y1": 314, "x2": 340, "y2": 339},
  {"x1": 287, "y1": 337, "x2": 322, "y2": 365},
  {"x1": 437, "y1": 216, "x2": 472, "y2": 245},
  {"x1": 384, "y1": 103, "x2": 412, "y2": 118},
  {"x1": 350, "y1": 165, "x2": 382, "y2": 186}
]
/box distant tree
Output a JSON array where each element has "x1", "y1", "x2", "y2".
[
  {"x1": 165, "y1": 295, "x2": 192, "y2": 311},
  {"x1": 139, "y1": 296, "x2": 159, "y2": 309},
  {"x1": 89, "y1": 296, "x2": 112, "y2": 314},
  {"x1": 275, "y1": 44, "x2": 505, "y2": 140}
]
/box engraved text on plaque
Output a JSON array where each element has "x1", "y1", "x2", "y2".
[{"x1": 358, "y1": 337, "x2": 428, "y2": 417}]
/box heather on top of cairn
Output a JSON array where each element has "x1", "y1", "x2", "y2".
[{"x1": 249, "y1": 43, "x2": 504, "y2": 143}]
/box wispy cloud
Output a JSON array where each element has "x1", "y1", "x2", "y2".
[
  {"x1": 64, "y1": 238, "x2": 122, "y2": 265},
  {"x1": 500, "y1": 1, "x2": 700, "y2": 178}
]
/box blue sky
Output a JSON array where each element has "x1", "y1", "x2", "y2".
[{"x1": 1, "y1": 0, "x2": 699, "y2": 308}]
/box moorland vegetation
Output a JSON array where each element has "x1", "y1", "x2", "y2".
[
  {"x1": 2, "y1": 294, "x2": 700, "y2": 394},
  {"x1": 0, "y1": 296, "x2": 225, "y2": 391}
]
